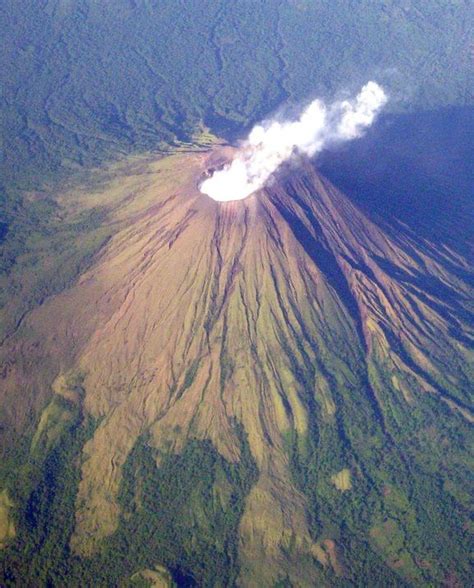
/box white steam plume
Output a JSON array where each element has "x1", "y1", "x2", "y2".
[{"x1": 201, "y1": 81, "x2": 387, "y2": 202}]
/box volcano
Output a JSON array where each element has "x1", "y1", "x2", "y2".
[{"x1": 1, "y1": 147, "x2": 472, "y2": 586}]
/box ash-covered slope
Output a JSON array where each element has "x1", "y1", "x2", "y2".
[{"x1": 1, "y1": 149, "x2": 472, "y2": 586}]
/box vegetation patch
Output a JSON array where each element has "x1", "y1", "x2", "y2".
[
  {"x1": 370, "y1": 519, "x2": 420, "y2": 581},
  {"x1": 113, "y1": 433, "x2": 257, "y2": 586},
  {"x1": 130, "y1": 564, "x2": 175, "y2": 587},
  {"x1": 0, "y1": 422, "x2": 256, "y2": 587},
  {"x1": 0, "y1": 187, "x2": 112, "y2": 342},
  {"x1": 30, "y1": 397, "x2": 75, "y2": 454},
  {"x1": 331, "y1": 468, "x2": 352, "y2": 492},
  {"x1": 0, "y1": 490, "x2": 16, "y2": 549}
]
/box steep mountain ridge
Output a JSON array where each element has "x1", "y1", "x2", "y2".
[{"x1": 0, "y1": 148, "x2": 472, "y2": 585}]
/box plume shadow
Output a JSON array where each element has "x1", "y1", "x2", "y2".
[{"x1": 318, "y1": 106, "x2": 474, "y2": 257}]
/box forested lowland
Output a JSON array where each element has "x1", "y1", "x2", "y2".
[{"x1": 0, "y1": 0, "x2": 471, "y2": 188}]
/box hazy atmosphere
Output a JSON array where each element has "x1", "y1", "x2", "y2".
[{"x1": 0, "y1": 2, "x2": 472, "y2": 587}]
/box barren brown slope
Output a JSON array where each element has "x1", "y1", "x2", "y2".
[{"x1": 1, "y1": 148, "x2": 472, "y2": 585}]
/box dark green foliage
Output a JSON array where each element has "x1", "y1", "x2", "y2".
[
  {"x1": 0, "y1": 426, "x2": 257, "y2": 587},
  {"x1": 287, "y1": 361, "x2": 473, "y2": 585},
  {"x1": 0, "y1": 399, "x2": 95, "y2": 586},
  {"x1": 0, "y1": 0, "x2": 471, "y2": 190},
  {"x1": 114, "y1": 433, "x2": 257, "y2": 586}
]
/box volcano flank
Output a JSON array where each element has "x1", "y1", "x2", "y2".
[{"x1": 1, "y1": 147, "x2": 472, "y2": 586}]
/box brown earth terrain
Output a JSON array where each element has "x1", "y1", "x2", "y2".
[{"x1": 0, "y1": 146, "x2": 472, "y2": 585}]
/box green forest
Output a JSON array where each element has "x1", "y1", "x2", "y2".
[
  {"x1": 0, "y1": 0, "x2": 471, "y2": 189},
  {"x1": 1, "y1": 375, "x2": 472, "y2": 586}
]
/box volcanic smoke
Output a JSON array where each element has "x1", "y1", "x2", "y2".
[{"x1": 200, "y1": 81, "x2": 387, "y2": 202}]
